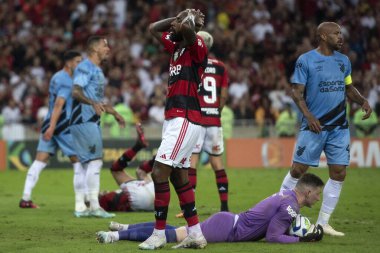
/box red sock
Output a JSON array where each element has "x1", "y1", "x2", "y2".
[
  {"x1": 215, "y1": 169, "x2": 229, "y2": 211},
  {"x1": 139, "y1": 157, "x2": 155, "y2": 173},
  {"x1": 188, "y1": 168, "x2": 197, "y2": 190},
  {"x1": 110, "y1": 148, "x2": 136, "y2": 171},
  {"x1": 175, "y1": 182, "x2": 199, "y2": 227},
  {"x1": 154, "y1": 181, "x2": 170, "y2": 229}
]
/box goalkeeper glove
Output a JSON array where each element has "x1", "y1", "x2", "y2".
[{"x1": 299, "y1": 224, "x2": 324, "y2": 242}]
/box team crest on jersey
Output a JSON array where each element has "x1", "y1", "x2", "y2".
[
  {"x1": 173, "y1": 48, "x2": 185, "y2": 61},
  {"x1": 339, "y1": 63, "x2": 345, "y2": 73},
  {"x1": 89, "y1": 144, "x2": 96, "y2": 154}
]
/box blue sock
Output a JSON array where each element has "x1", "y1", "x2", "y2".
[{"x1": 118, "y1": 223, "x2": 177, "y2": 242}]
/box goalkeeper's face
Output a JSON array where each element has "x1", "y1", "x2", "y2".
[{"x1": 304, "y1": 186, "x2": 322, "y2": 208}]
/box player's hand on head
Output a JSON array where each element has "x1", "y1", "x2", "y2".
[
  {"x1": 361, "y1": 100, "x2": 372, "y2": 120},
  {"x1": 299, "y1": 224, "x2": 324, "y2": 242}
]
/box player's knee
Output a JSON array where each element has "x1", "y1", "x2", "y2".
[
  {"x1": 329, "y1": 167, "x2": 346, "y2": 181},
  {"x1": 290, "y1": 164, "x2": 308, "y2": 178}
]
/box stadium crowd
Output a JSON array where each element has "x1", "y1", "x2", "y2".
[{"x1": 0, "y1": 0, "x2": 379, "y2": 138}]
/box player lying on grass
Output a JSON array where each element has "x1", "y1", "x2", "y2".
[
  {"x1": 98, "y1": 123, "x2": 156, "y2": 212},
  {"x1": 96, "y1": 173, "x2": 324, "y2": 245}
]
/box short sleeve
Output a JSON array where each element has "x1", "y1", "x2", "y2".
[
  {"x1": 291, "y1": 55, "x2": 308, "y2": 85},
  {"x1": 221, "y1": 62, "x2": 229, "y2": 88},
  {"x1": 344, "y1": 56, "x2": 352, "y2": 85},
  {"x1": 161, "y1": 32, "x2": 175, "y2": 54},
  {"x1": 56, "y1": 77, "x2": 72, "y2": 100},
  {"x1": 188, "y1": 35, "x2": 208, "y2": 63},
  {"x1": 73, "y1": 64, "x2": 91, "y2": 88}
]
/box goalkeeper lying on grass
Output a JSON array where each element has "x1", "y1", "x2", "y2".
[{"x1": 97, "y1": 173, "x2": 324, "y2": 245}]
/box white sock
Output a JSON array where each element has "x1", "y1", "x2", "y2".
[
  {"x1": 317, "y1": 178, "x2": 343, "y2": 225},
  {"x1": 280, "y1": 171, "x2": 299, "y2": 191},
  {"x1": 111, "y1": 231, "x2": 119, "y2": 241},
  {"x1": 188, "y1": 223, "x2": 202, "y2": 237},
  {"x1": 86, "y1": 159, "x2": 102, "y2": 210},
  {"x1": 22, "y1": 160, "x2": 47, "y2": 200},
  {"x1": 152, "y1": 228, "x2": 166, "y2": 237},
  {"x1": 73, "y1": 162, "x2": 87, "y2": 212}
]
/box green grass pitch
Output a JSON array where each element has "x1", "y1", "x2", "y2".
[{"x1": 0, "y1": 167, "x2": 379, "y2": 253}]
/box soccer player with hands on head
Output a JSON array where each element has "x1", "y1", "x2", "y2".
[
  {"x1": 138, "y1": 8, "x2": 208, "y2": 250},
  {"x1": 280, "y1": 22, "x2": 372, "y2": 236},
  {"x1": 96, "y1": 173, "x2": 324, "y2": 244}
]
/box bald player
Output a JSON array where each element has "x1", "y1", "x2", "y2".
[{"x1": 279, "y1": 22, "x2": 372, "y2": 236}]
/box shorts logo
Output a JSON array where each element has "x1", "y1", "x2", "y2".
[
  {"x1": 296, "y1": 146, "x2": 306, "y2": 157},
  {"x1": 89, "y1": 144, "x2": 96, "y2": 154},
  {"x1": 160, "y1": 154, "x2": 167, "y2": 160},
  {"x1": 212, "y1": 145, "x2": 220, "y2": 152},
  {"x1": 180, "y1": 157, "x2": 187, "y2": 165}
]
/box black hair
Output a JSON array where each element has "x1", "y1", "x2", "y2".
[
  {"x1": 297, "y1": 173, "x2": 325, "y2": 188},
  {"x1": 86, "y1": 35, "x2": 106, "y2": 51},
  {"x1": 63, "y1": 50, "x2": 82, "y2": 63}
]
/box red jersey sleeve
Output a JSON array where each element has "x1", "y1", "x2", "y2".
[
  {"x1": 220, "y1": 61, "x2": 229, "y2": 88},
  {"x1": 188, "y1": 35, "x2": 208, "y2": 63},
  {"x1": 161, "y1": 32, "x2": 175, "y2": 54}
]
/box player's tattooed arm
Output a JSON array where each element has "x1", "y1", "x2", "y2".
[
  {"x1": 291, "y1": 84, "x2": 322, "y2": 133},
  {"x1": 72, "y1": 85, "x2": 105, "y2": 115},
  {"x1": 102, "y1": 104, "x2": 126, "y2": 128},
  {"x1": 346, "y1": 85, "x2": 372, "y2": 120},
  {"x1": 149, "y1": 17, "x2": 176, "y2": 42}
]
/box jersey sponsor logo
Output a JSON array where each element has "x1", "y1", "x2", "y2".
[
  {"x1": 319, "y1": 80, "x2": 345, "y2": 93},
  {"x1": 286, "y1": 205, "x2": 298, "y2": 218},
  {"x1": 169, "y1": 64, "x2": 182, "y2": 77},
  {"x1": 201, "y1": 107, "x2": 219, "y2": 115},
  {"x1": 296, "y1": 146, "x2": 306, "y2": 156},
  {"x1": 77, "y1": 68, "x2": 89, "y2": 75},
  {"x1": 204, "y1": 67, "x2": 216, "y2": 74}
]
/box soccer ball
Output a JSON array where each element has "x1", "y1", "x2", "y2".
[{"x1": 288, "y1": 214, "x2": 312, "y2": 237}]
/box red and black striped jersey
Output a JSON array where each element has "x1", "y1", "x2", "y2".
[
  {"x1": 161, "y1": 32, "x2": 208, "y2": 124},
  {"x1": 198, "y1": 57, "x2": 229, "y2": 126}
]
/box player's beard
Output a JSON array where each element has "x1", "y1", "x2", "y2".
[{"x1": 169, "y1": 32, "x2": 183, "y2": 42}]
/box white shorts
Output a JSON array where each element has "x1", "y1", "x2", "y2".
[
  {"x1": 120, "y1": 180, "x2": 155, "y2": 211},
  {"x1": 155, "y1": 118, "x2": 201, "y2": 168},
  {"x1": 193, "y1": 126, "x2": 224, "y2": 155}
]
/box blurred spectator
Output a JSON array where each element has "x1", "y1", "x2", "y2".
[
  {"x1": 1, "y1": 97, "x2": 25, "y2": 140},
  {"x1": 275, "y1": 103, "x2": 298, "y2": 137},
  {"x1": 353, "y1": 107, "x2": 378, "y2": 138},
  {"x1": 0, "y1": 0, "x2": 379, "y2": 138}
]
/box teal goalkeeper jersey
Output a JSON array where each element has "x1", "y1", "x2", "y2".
[
  {"x1": 71, "y1": 59, "x2": 106, "y2": 125},
  {"x1": 292, "y1": 49, "x2": 352, "y2": 131}
]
